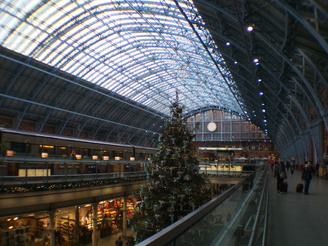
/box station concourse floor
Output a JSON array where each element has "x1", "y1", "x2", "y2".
[
  {"x1": 82, "y1": 167, "x2": 328, "y2": 246},
  {"x1": 266, "y1": 167, "x2": 328, "y2": 246}
]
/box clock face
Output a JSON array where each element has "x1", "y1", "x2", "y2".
[{"x1": 207, "y1": 122, "x2": 217, "y2": 132}]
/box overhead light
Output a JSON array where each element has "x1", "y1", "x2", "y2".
[
  {"x1": 247, "y1": 26, "x2": 253, "y2": 32},
  {"x1": 234, "y1": 61, "x2": 238, "y2": 64},
  {"x1": 225, "y1": 42, "x2": 231, "y2": 46},
  {"x1": 253, "y1": 58, "x2": 259, "y2": 63},
  {"x1": 257, "y1": 78, "x2": 262, "y2": 82},
  {"x1": 199, "y1": 147, "x2": 243, "y2": 151}
]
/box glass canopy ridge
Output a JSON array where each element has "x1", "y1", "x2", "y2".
[{"x1": 0, "y1": 0, "x2": 243, "y2": 116}]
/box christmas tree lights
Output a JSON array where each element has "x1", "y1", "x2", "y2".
[{"x1": 131, "y1": 92, "x2": 211, "y2": 242}]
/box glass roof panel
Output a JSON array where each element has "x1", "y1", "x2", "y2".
[{"x1": 0, "y1": 0, "x2": 243, "y2": 116}]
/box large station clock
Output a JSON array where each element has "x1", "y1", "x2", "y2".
[{"x1": 207, "y1": 122, "x2": 217, "y2": 132}]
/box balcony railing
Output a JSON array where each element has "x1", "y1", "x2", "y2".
[{"x1": 136, "y1": 165, "x2": 269, "y2": 246}]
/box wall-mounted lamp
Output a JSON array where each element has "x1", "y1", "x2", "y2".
[
  {"x1": 130, "y1": 157, "x2": 135, "y2": 161},
  {"x1": 103, "y1": 156, "x2": 109, "y2": 160},
  {"x1": 92, "y1": 155, "x2": 98, "y2": 160},
  {"x1": 41, "y1": 152, "x2": 48, "y2": 158},
  {"x1": 75, "y1": 154, "x2": 82, "y2": 160},
  {"x1": 115, "y1": 156, "x2": 121, "y2": 161},
  {"x1": 6, "y1": 150, "x2": 14, "y2": 157}
]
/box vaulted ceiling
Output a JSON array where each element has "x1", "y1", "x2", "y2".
[
  {"x1": 0, "y1": 0, "x2": 327, "y2": 150},
  {"x1": 193, "y1": 0, "x2": 328, "y2": 149}
]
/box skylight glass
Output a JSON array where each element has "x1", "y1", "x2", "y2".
[{"x1": 0, "y1": 0, "x2": 243, "y2": 116}]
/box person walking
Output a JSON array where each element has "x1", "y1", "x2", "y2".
[
  {"x1": 302, "y1": 162, "x2": 314, "y2": 194},
  {"x1": 290, "y1": 155, "x2": 296, "y2": 165},
  {"x1": 290, "y1": 161, "x2": 295, "y2": 174},
  {"x1": 116, "y1": 236, "x2": 123, "y2": 246},
  {"x1": 55, "y1": 230, "x2": 63, "y2": 246},
  {"x1": 274, "y1": 161, "x2": 286, "y2": 193},
  {"x1": 286, "y1": 161, "x2": 291, "y2": 172},
  {"x1": 274, "y1": 162, "x2": 280, "y2": 191}
]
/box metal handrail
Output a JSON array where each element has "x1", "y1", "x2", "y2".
[
  {"x1": 136, "y1": 171, "x2": 257, "y2": 246},
  {"x1": 248, "y1": 165, "x2": 269, "y2": 246}
]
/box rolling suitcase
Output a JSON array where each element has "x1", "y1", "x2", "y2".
[
  {"x1": 280, "y1": 181, "x2": 288, "y2": 192},
  {"x1": 296, "y1": 183, "x2": 304, "y2": 193}
]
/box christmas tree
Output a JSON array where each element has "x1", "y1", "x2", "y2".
[{"x1": 131, "y1": 92, "x2": 211, "y2": 242}]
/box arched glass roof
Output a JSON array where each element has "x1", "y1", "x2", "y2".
[{"x1": 0, "y1": 0, "x2": 243, "y2": 116}]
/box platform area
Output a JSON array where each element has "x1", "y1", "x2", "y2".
[{"x1": 266, "y1": 167, "x2": 328, "y2": 246}]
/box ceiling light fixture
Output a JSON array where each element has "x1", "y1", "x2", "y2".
[{"x1": 247, "y1": 26, "x2": 254, "y2": 32}]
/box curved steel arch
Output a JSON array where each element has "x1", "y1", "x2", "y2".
[
  {"x1": 1, "y1": 0, "x2": 327, "y2": 154},
  {"x1": 0, "y1": 0, "x2": 242, "y2": 117},
  {"x1": 299, "y1": 49, "x2": 328, "y2": 88},
  {"x1": 193, "y1": 0, "x2": 328, "y2": 149},
  {"x1": 255, "y1": 32, "x2": 323, "y2": 119},
  {"x1": 275, "y1": 0, "x2": 328, "y2": 54}
]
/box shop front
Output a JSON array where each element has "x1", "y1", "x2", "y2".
[{"x1": 0, "y1": 196, "x2": 137, "y2": 246}]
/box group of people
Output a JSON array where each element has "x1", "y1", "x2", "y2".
[
  {"x1": 115, "y1": 235, "x2": 136, "y2": 246},
  {"x1": 273, "y1": 159, "x2": 315, "y2": 195}
]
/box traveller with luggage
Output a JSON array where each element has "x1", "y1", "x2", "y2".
[
  {"x1": 302, "y1": 162, "x2": 315, "y2": 195},
  {"x1": 274, "y1": 161, "x2": 287, "y2": 193}
]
